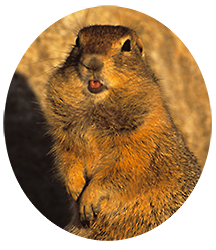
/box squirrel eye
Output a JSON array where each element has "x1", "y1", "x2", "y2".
[
  {"x1": 121, "y1": 39, "x2": 131, "y2": 52},
  {"x1": 75, "y1": 36, "x2": 80, "y2": 47}
]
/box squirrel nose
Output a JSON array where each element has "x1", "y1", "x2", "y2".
[{"x1": 82, "y1": 55, "x2": 104, "y2": 72}]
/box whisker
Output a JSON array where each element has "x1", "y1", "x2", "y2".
[{"x1": 27, "y1": 66, "x2": 59, "y2": 80}]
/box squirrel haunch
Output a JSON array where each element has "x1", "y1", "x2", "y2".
[{"x1": 44, "y1": 25, "x2": 201, "y2": 240}]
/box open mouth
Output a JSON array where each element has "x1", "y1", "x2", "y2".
[{"x1": 88, "y1": 80, "x2": 105, "y2": 94}]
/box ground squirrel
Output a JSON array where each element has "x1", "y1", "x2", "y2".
[{"x1": 44, "y1": 25, "x2": 201, "y2": 240}]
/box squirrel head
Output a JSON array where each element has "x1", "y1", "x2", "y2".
[
  {"x1": 61, "y1": 25, "x2": 150, "y2": 98},
  {"x1": 46, "y1": 25, "x2": 161, "y2": 134}
]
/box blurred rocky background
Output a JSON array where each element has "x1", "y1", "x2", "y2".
[{"x1": 0, "y1": 6, "x2": 216, "y2": 235}]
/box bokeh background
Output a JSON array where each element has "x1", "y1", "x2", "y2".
[{"x1": 0, "y1": 5, "x2": 216, "y2": 236}]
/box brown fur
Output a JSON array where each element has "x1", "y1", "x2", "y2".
[{"x1": 44, "y1": 25, "x2": 201, "y2": 240}]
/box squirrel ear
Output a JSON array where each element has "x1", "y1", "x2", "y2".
[
  {"x1": 75, "y1": 36, "x2": 80, "y2": 47},
  {"x1": 136, "y1": 36, "x2": 145, "y2": 57}
]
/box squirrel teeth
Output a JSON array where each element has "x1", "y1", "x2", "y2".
[
  {"x1": 88, "y1": 80, "x2": 104, "y2": 94},
  {"x1": 89, "y1": 80, "x2": 101, "y2": 89}
]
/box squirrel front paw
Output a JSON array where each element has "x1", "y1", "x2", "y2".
[
  {"x1": 79, "y1": 182, "x2": 109, "y2": 224},
  {"x1": 66, "y1": 174, "x2": 86, "y2": 201}
]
